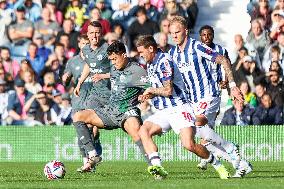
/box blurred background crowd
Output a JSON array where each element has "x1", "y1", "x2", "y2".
[{"x1": 0, "y1": 0, "x2": 282, "y2": 126}]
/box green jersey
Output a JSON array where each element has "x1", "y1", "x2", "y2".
[{"x1": 109, "y1": 61, "x2": 150, "y2": 113}]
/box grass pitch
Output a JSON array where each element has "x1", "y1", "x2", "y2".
[{"x1": 0, "y1": 162, "x2": 283, "y2": 189}]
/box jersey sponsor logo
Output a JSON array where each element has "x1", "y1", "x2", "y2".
[
  {"x1": 120, "y1": 75, "x2": 127, "y2": 83},
  {"x1": 75, "y1": 66, "x2": 80, "y2": 70},
  {"x1": 90, "y1": 62, "x2": 97, "y2": 67},
  {"x1": 140, "y1": 76, "x2": 149, "y2": 83},
  {"x1": 97, "y1": 54, "x2": 103, "y2": 61},
  {"x1": 206, "y1": 49, "x2": 213, "y2": 55}
]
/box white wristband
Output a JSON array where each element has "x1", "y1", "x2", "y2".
[{"x1": 229, "y1": 81, "x2": 236, "y2": 88}]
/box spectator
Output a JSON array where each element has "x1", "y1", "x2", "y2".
[
  {"x1": 159, "y1": 0, "x2": 185, "y2": 23},
  {"x1": 266, "y1": 69, "x2": 284, "y2": 107},
  {"x1": 239, "y1": 81, "x2": 258, "y2": 107},
  {"x1": 255, "y1": 81, "x2": 267, "y2": 104},
  {"x1": 65, "y1": 0, "x2": 87, "y2": 30},
  {"x1": 263, "y1": 32, "x2": 284, "y2": 68},
  {"x1": 1, "y1": 47, "x2": 20, "y2": 79},
  {"x1": 234, "y1": 55, "x2": 264, "y2": 90},
  {"x1": 26, "y1": 42, "x2": 45, "y2": 77},
  {"x1": 44, "y1": 55, "x2": 64, "y2": 81},
  {"x1": 59, "y1": 33, "x2": 76, "y2": 59},
  {"x1": 232, "y1": 46, "x2": 249, "y2": 70},
  {"x1": 0, "y1": 79, "x2": 9, "y2": 125},
  {"x1": 156, "y1": 32, "x2": 172, "y2": 52},
  {"x1": 104, "y1": 32, "x2": 120, "y2": 45},
  {"x1": 42, "y1": 71, "x2": 65, "y2": 95},
  {"x1": 20, "y1": 0, "x2": 41, "y2": 22},
  {"x1": 32, "y1": 33, "x2": 52, "y2": 63},
  {"x1": 184, "y1": 0, "x2": 198, "y2": 30},
  {"x1": 54, "y1": 92, "x2": 72, "y2": 125},
  {"x1": 112, "y1": 22, "x2": 127, "y2": 43},
  {"x1": 34, "y1": 7, "x2": 61, "y2": 49},
  {"x1": 16, "y1": 59, "x2": 35, "y2": 81},
  {"x1": 252, "y1": 93, "x2": 283, "y2": 125},
  {"x1": 221, "y1": 98, "x2": 255, "y2": 126},
  {"x1": 127, "y1": 6, "x2": 159, "y2": 52},
  {"x1": 262, "y1": 45, "x2": 283, "y2": 72},
  {"x1": 80, "y1": 7, "x2": 111, "y2": 36},
  {"x1": 154, "y1": 18, "x2": 174, "y2": 46},
  {"x1": 53, "y1": 43, "x2": 68, "y2": 66},
  {"x1": 7, "y1": 78, "x2": 41, "y2": 126},
  {"x1": 8, "y1": 6, "x2": 34, "y2": 57},
  {"x1": 95, "y1": 0, "x2": 112, "y2": 21},
  {"x1": 34, "y1": 90, "x2": 56, "y2": 125},
  {"x1": 250, "y1": 0, "x2": 272, "y2": 30},
  {"x1": 44, "y1": 0, "x2": 64, "y2": 25},
  {"x1": 268, "y1": 60, "x2": 284, "y2": 78},
  {"x1": 269, "y1": 9, "x2": 284, "y2": 40},
  {"x1": 231, "y1": 34, "x2": 261, "y2": 68},
  {"x1": 22, "y1": 70, "x2": 42, "y2": 94},
  {"x1": 111, "y1": 0, "x2": 138, "y2": 27},
  {"x1": 246, "y1": 19, "x2": 271, "y2": 62},
  {"x1": 0, "y1": 0, "x2": 13, "y2": 47},
  {"x1": 131, "y1": 0, "x2": 160, "y2": 23},
  {"x1": 150, "y1": 0, "x2": 164, "y2": 12},
  {"x1": 56, "y1": 19, "x2": 80, "y2": 52}
]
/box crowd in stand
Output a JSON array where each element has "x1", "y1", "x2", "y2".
[
  {"x1": 221, "y1": 0, "x2": 284, "y2": 125},
  {"x1": 0, "y1": 0, "x2": 282, "y2": 126},
  {"x1": 0, "y1": 0, "x2": 198, "y2": 126}
]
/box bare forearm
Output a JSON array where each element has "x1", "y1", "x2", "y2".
[
  {"x1": 78, "y1": 64, "x2": 90, "y2": 85},
  {"x1": 215, "y1": 55, "x2": 234, "y2": 83},
  {"x1": 148, "y1": 81, "x2": 173, "y2": 97},
  {"x1": 9, "y1": 110, "x2": 21, "y2": 120}
]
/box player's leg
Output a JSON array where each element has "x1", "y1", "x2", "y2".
[
  {"x1": 139, "y1": 121, "x2": 168, "y2": 179},
  {"x1": 122, "y1": 116, "x2": 152, "y2": 166},
  {"x1": 196, "y1": 125, "x2": 241, "y2": 168},
  {"x1": 170, "y1": 103, "x2": 230, "y2": 179},
  {"x1": 73, "y1": 110, "x2": 105, "y2": 171}
]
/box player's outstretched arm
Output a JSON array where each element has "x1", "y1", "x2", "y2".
[
  {"x1": 92, "y1": 73, "x2": 110, "y2": 83},
  {"x1": 74, "y1": 64, "x2": 90, "y2": 97},
  {"x1": 143, "y1": 80, "x2": 173, "y2": 97},
  {"x1": 215, "y1": 55, "x2": 244, "y2": 103}
]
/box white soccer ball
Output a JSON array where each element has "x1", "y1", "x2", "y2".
[{"x1": 44, "y1": 160, "x2": 66, "y2": 180}]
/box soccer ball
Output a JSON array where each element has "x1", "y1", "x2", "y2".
[{"x1": 44, "y1": 160, "x2": 66, "y2": 180}]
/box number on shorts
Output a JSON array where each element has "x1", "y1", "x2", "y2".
[
  {"x1": 199, "y1": 102, "x2": 208, "y2": 110},
  {"x1": 182, "y1": 112, "x2": 193, "y2": 122},
  {"x1": 125, "y1": 109, "x2": 138, "y2": 116}
]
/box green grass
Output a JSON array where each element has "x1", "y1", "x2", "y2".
[{"x1": 0, "y1": 162, "x2": 283, "y2": 189}]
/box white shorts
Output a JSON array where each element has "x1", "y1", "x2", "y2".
[
  {"x1": 191, "y1": 96, "x2": 221, "y2": 128},
  {"x1": 145, "y1": 104, "x2": 195, "y2": 134}
]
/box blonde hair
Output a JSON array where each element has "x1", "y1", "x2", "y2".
[{"x1": 169, "y1": 16, "x2": 187, "y2": 28}]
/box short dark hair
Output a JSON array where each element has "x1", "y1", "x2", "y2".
[
  {"x1": 1, "y1": 47, "x2": 10, "y2": 53},
  {"x1": 136, "y1": 35, "x2": 157, "y2": 49},
  {"x1": 89, "y1": 21, "x2": 102, "y2": 29},
  {"x1": 107, "y1": 41, "x2": 126, "y2": 55},
  {"x1": 136, "y1": 6, "x2": 147, "y2": 16},
  {"x1": 199, "y1": 25, "x2": 214, "y2": 35},
  {"x1": 54, "y1": 42, "x2": 64, "y2": 49}
]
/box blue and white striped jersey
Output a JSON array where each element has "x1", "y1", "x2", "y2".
[
  {"x1": 169, "y1": 37, "x2": 222, "y2": 103},
  {"x1": 147, "y1": 50, "x2": 188, "y2": 110}
]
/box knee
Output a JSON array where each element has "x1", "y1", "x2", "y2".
[
  {"x1": 182, "y1": 141, "x2": 196, "y2": 152},
  {"x1": 73, "y1": 112, "x2": 82, "y2": 122},
  {"x1": 138, "y1": 125, "x2": 148, "y2": 138},
  {"x1": 195, "y1": 115, "x2": 208, "y2": 126}
]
